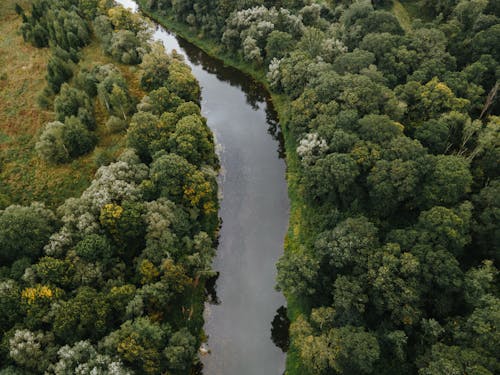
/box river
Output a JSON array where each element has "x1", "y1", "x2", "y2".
[{"x1": 116, "y1": 1, "x2": 290, "y2": 374}]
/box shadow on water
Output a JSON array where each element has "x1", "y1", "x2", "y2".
[
  {"x1": 271, "y1": 306, "x2": 291, "y2": 353},
  {"x1": 265, "y1": 103, "x2": 286, "y2": 159},
  {"x1": 204, "y1": 272, "x2": 221, "y2": 305},
  {"x1": 171, "y1": 30, "x2": 267, "y2": 109}
]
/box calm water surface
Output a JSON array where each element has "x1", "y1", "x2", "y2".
[{"x1": 116, "y1": 2, "x2": 289, "y2": 374}]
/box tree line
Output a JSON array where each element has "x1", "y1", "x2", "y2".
[
  {"x1": 142, "y1": 0, "x2": 499, "y2": 374},
  {"x1": 0, "y1": 1, "x2": 218, "y2": 374}
]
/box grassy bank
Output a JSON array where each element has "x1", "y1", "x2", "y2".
[{"x1": 136, "y1": 2, "x2": 312, "y2": 373}]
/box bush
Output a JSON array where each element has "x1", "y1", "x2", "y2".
[
  {"x1": 106, "y1": 115, "x2": 127, "y2": 133},
  {"x1": 61, "y1": 117, "x2": 97, "y2": 158},
  {"x1": 46, "y1": 55, "x2": 73, "y2": 93},
  {"x1": 36, "y1": 121, "x2": 69, "y2": 164}
]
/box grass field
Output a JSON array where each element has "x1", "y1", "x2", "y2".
[{"x1": 0, "y1": 0, "x2": 144, "y2": 209}]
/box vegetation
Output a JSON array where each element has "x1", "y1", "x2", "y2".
[
  {"x1": 0, "y1": 0, "x2": 218, "y2": 373},
  {"x1": 0, "y1": 0, "x2": 141, "y2": 208},
  {"x1": 141, "y1": 0, "x2": 499, "y2": 374}
]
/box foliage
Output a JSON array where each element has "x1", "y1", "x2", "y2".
[
  {"x1": 2, "y1": 2, "x2": 219, "y2": 374},
  {"x1": 0, "y1": 203, "x2": 57, "y2": 264},
  {"x1": 143, "y1": 0, "x2": 500, "y2": 374}
]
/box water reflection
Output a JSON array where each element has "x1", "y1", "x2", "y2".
[
  {"x1": 266, "y1": 103, "x2": 286, "y2": 159},
  {"x1": 117, "y1": 2, "x2": 290, "y2": 373},
  {"x1": 271, "y1": 306, "x2": 291, "y2": 353},
  {"x1": 205, "y1": 272, "x2": 221, "y2": 305},
  {"x1": 173, "y1": 30, "x2": 268, "y2": 110}
]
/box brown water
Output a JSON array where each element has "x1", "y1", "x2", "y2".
[{"x1": 116, "y1": 2, "x2": 290, "y2": 374}]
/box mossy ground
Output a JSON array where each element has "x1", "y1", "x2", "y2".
[{"x1": 0, "y1": 0, "x2": 145, "y2": 209}]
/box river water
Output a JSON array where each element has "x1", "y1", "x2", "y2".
[{"x1": 116, "y1": 1, "x2": 289, "y2": 374}]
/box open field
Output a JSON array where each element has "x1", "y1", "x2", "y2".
[{"x1": 0, "y1": 1, "x2": 144, "y2": 208}]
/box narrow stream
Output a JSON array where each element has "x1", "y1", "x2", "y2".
[{"x1": 116, "y1": 1, "x2": 289, "y2": 374}]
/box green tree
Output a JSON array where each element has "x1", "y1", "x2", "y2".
[
  {"x1": 422, "y1": 155, "x2": 473, "y2": 207},
  {"x1": 101, "y1": 317, "x2": 167, "y2": 375},
  {"x1": 46, "y1": 55, "x2": 73, "y2": 93},
  {"x1": 164, "y1": 328, "x2": 197, "y2": 372},
  {"x1": 140, "y1": 42, "x2": 171, "y2": 91},
  {"x1": 167, "y1": 59, "x2": 201, "y2": 103},
  {"x1": 127, "y1": 111, "x2": 172, "y2": 161},
  {"x1": 32, "y1": 257, "x2": 74, "y2": 289},
  {"x1": 36, "y1": 121, "x2": 70, "y2": 164},
  {"x1": 303, "y1": 153, "x2": 360, "y2": 206},
  {"x1": 150, "y1": 153, "x2": 196, "y2": 202},
  {"x1": 61, "y1": 117, "x2": 97, "y2": 158},
  {"x1": 265, "y1": 30, "x2": 295, "y2": 61},
  {"x1": 0, "y1": 280, "x2": 21, "y2": 333},
  {"x1": 169, "y1": 114, "x2": 216, "y2": 167},
  {"x1": 52, "y1": 287, "x2": 111, "y2": 343},
  {"x1": 471, "y1": 180, "x2": 500, "y2": 260},
  {"x1": 0, "y1": 203, "x2": 57, "y2": 264}
]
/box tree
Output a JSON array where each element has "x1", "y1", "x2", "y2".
[
  {"x1": 419, "y1": 343, "x2": 496, "y2": 375},
  {"x1": 265, "y1": 30, "x2": 295, "y2": 61},
  {"x1": 46, "y1": 54, "x2": 73, "y2": 93},
  {"x1": 332, "y1": 275, "x2": 368, "y2": 325},
  {"x1": 471, "y1": 180, "x2": 500, "y2": 261},
  {"x1": 48, "y1": 340, "x2": 132, "y2": 375},
  {"x1": 97, "y1": 73, "x2": 135, "y2": 120},
  {"x1": 471, "y1": 24, "x2": 500, "y2": 61},
  {"x1": 141, "y1": 87, "x2": 183, "y2": 116},
  {"x1": 368, "y1": 159, "x2": 422, "y2": 216},
  {"x1": 0, "y1": 280, "x2": 21, "y2": 332},
  {"x1": 61, "y1": 117, "x2": 97, "y2": 158},
  {"x1": 276, "y1": 249, "x2": 320, "y2": 297},
  {"x1": 164, "y1": 328, "x2": 197, "y2": 372},
  {"x1": 140, "y1": 42, "x2": 171, "y2": 91},
  {"x1": 109, "y1": 30, "x2": 143, "y2": 65},
  {"x1": 0, "y1": 203, "x2": 57, "y2": 264},
  {"x1": 36, "y1": 121, "x2": 70, "y2": 164},
  {"x1": 366, "y1": 243, "x2": 421, "y2": 326},
  {"x1": 8, "y1": 329, "x2": 52, "y2": 372},
  {"x1": 54, "y1": 84, "x2": 94, "y2": 128},
  {"x1": 108, "y1": 5, "x2": 148, "y2": 35},
  {"x1": 298, "y1": 28, "x2": 326, "y2": 59},
  {"x1": 150, "y1": 153, "x2": 196, "y2": 202},
  {"x1": 396, "y1": 78, "x2": 468, "y2": 125},
  {"x1": 357, "y1": 114, "x2": 404, "y2": 144},
  {"x1": 415, "y1": 119, "x2": 450, "y2": 154},
  {"x1": 167, "y1": 60, "x2": 200, "y2": 103},
  {"x1": 74, "y1": 234, "x2": 114, "y2": 263},
  {"x1": 32, "y1": 256, "x2": 75, "y2": 289},
  {"x1": 417, "y1": 203, "x2": 472, "y2": 256},
  {"x1": 101, "y1": 317, "x2": 166, "y2": 375},
  {"x1": 302, "y1": 153, "x2": 360, "y2": 206},
  {"x1": 333, "y1": 49, "x2": 376, "y2": 75},
  {"x1": 292, "y1": 315, "x2": 381, "y2": 375},
  {"x1": 127, "y1": 111, "x2": 170, "y2": 161},
  {"x1": 326, "y1": 326, "x2": 380, "y2": 374},
  {"x1": 52, "y1": 287, "x2": 111, "y2": 343},
  {"x1": 313, "y1": 217, "x2": 379, "y2": 273},
  {"x1": 422, "y1": 155, "x2": 472, "y2": 207},
  {"x1": 169, "y1": 114, "x2": 216, "y2": 167}
]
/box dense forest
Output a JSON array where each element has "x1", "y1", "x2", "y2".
[
  {"x1": 140, "y1": 0, "x2": 500, "y2": 374},
  {"x1": 0, "y1": 0, "x2": 219, "y2": 373}
]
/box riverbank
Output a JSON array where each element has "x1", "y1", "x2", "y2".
[{"x1": 135, "y1": 2, "x2": 313, "y2": 374}]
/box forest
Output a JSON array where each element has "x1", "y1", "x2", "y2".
[
  {"x1": 138, "y1": 0, "x2": 500, "y2": 374},
  {"x1": 0, "y1": 0, "x2": 219, "y2": 373},
  {"x1": 0, "y1": 0, "x2": 498, "y2": 374}
]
